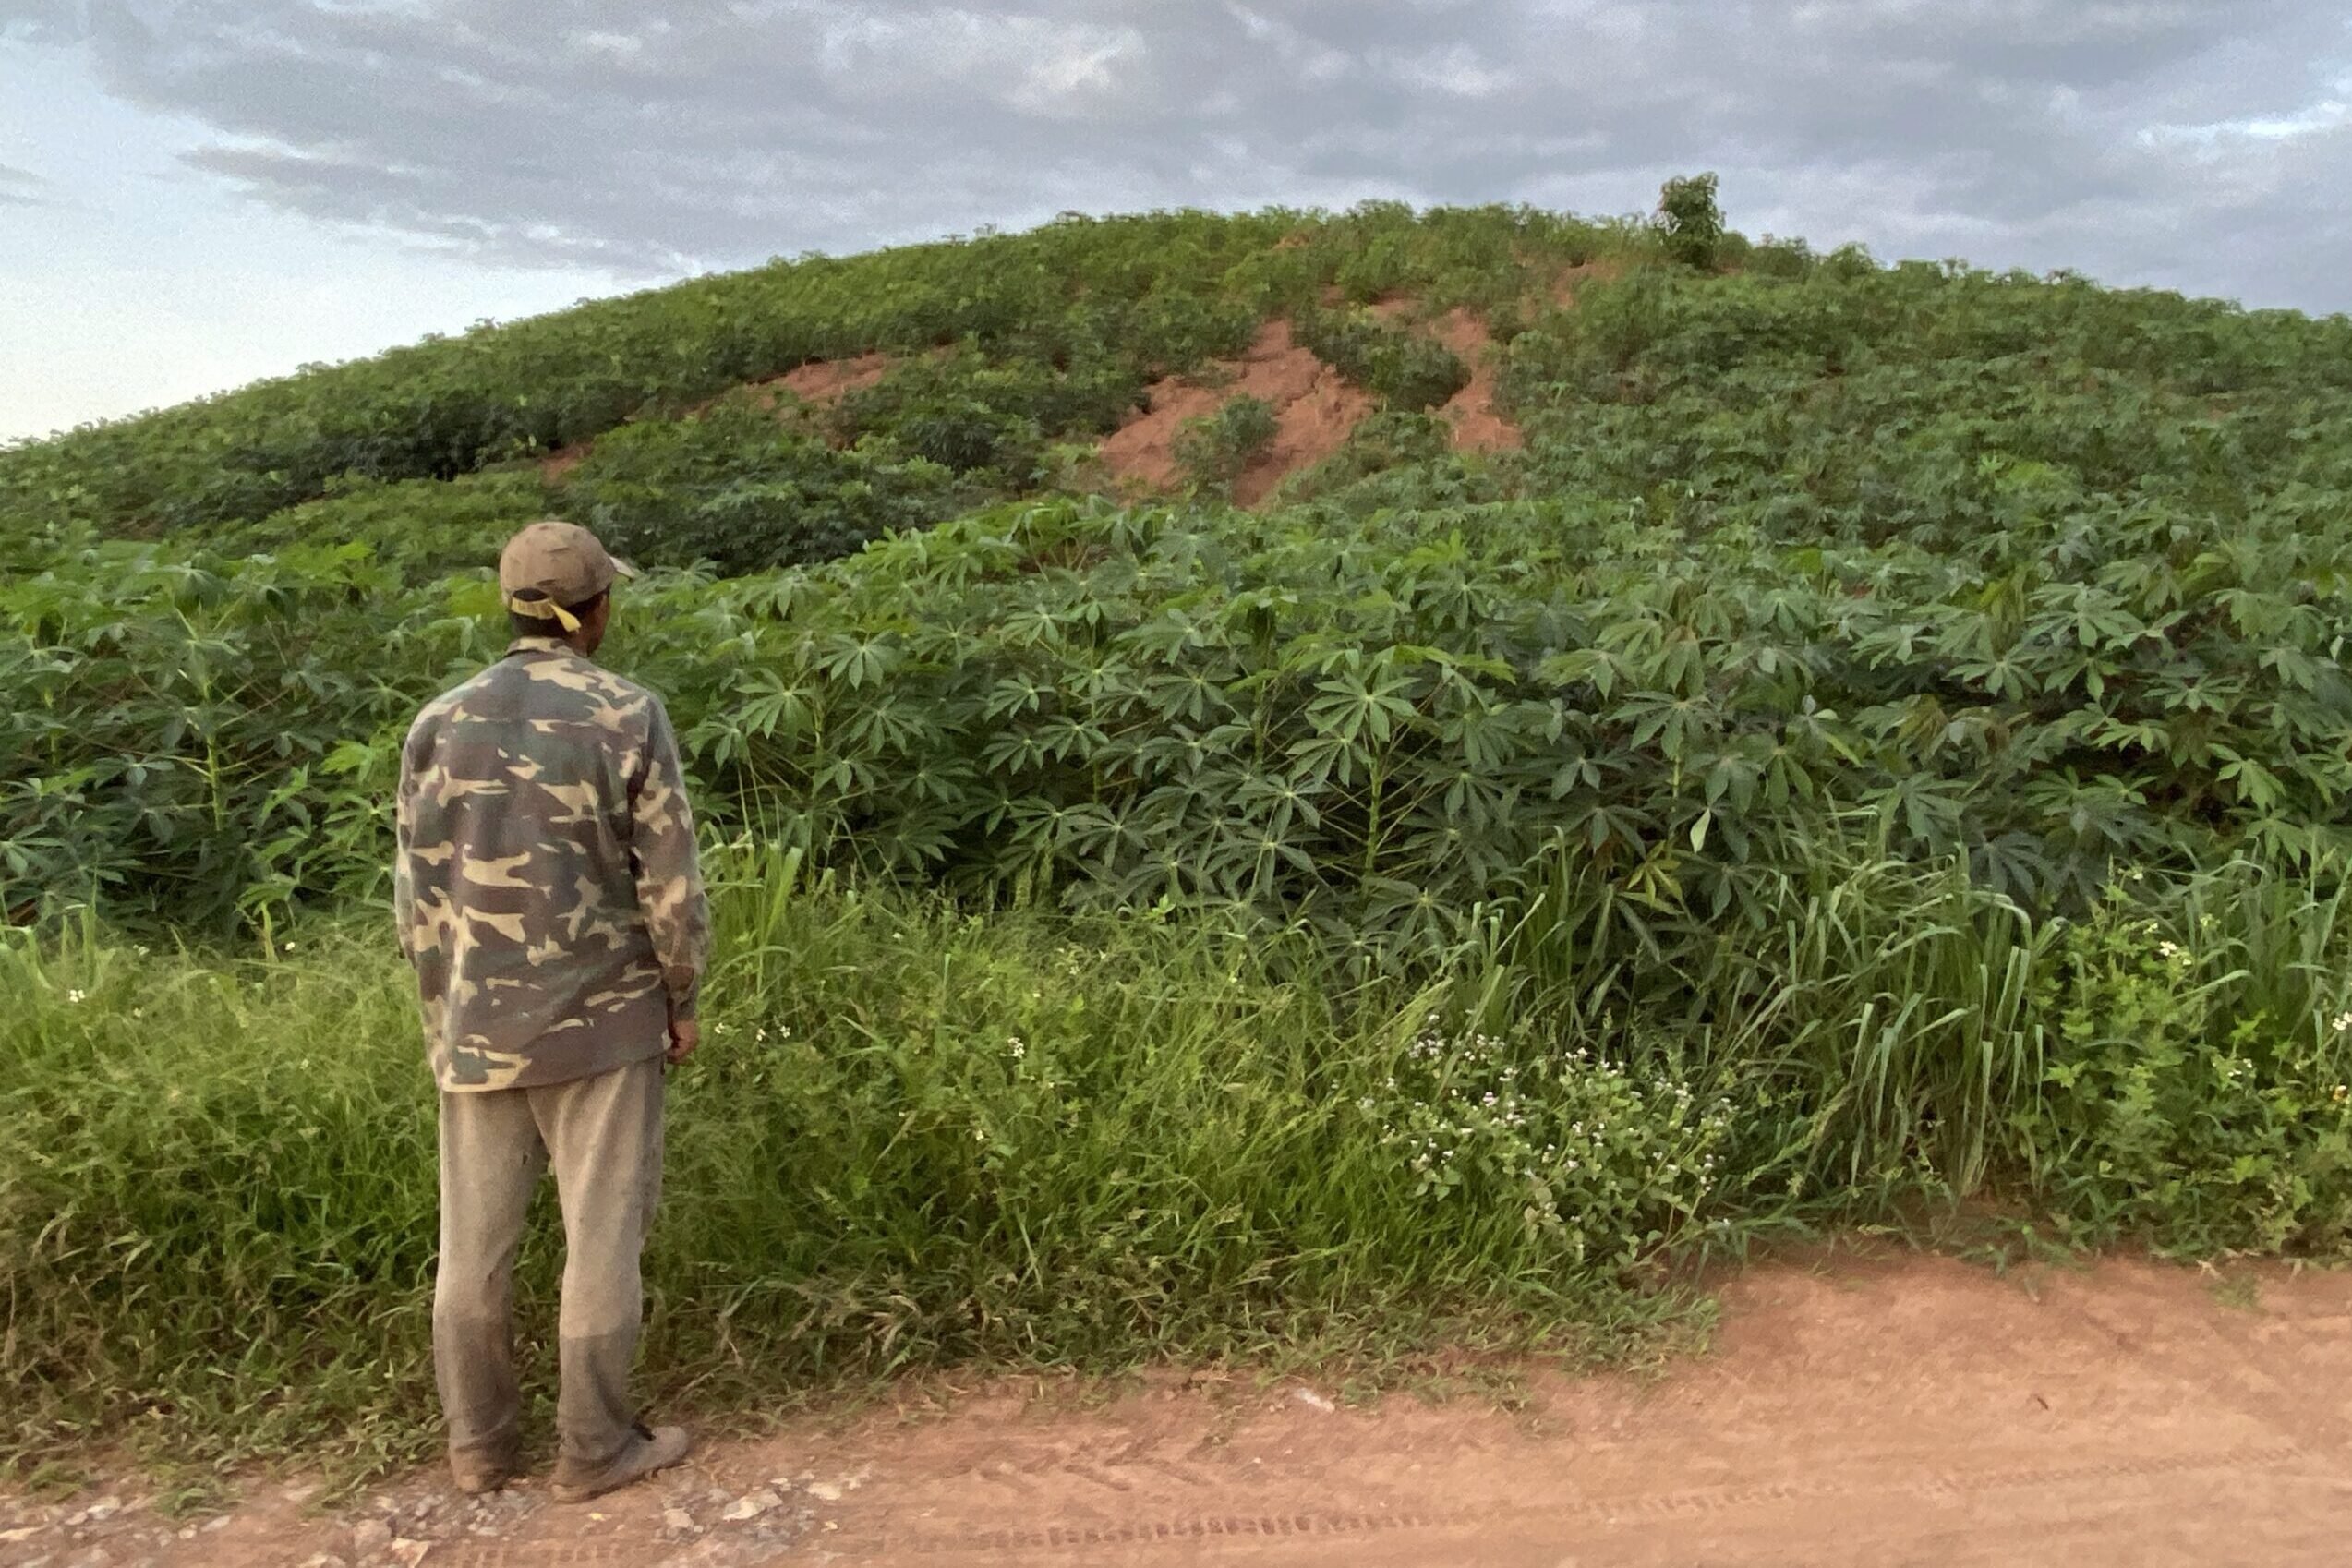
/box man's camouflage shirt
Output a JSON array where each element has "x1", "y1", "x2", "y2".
[{"x1": 394, "y1": 635, "x2": 709, "y2": 1092}]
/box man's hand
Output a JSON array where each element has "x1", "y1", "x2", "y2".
[{"x1": 666, "y1": 1018, "x2": 701, "y2": 1066}]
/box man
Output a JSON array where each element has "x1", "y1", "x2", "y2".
[{"x1": 393, "y1": 519, "x2": 709, "y2": 1502}]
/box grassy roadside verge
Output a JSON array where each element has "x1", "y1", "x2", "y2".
[{"x1": 9, "y1": 848, "x2": 2352, "y2": 1487}]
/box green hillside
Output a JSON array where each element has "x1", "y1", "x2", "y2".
[
  {"x1": 14, "y1": 190, "x2": 2352, "y2": 1478},
  {"x1": 6, "y1": 193, "x2": 2351, "y2": 939}
]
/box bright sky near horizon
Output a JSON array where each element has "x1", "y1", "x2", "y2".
[{"x1": 4, "y1": 1, "x2": 2350, "y2": 443}]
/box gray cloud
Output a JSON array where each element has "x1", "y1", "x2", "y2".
[
  {"x1": 9, "y1": 0, "x2": 2352, "y2": 310},
  {"x1": 0, "y1": 159, "x2": 48, "y2": 206}
]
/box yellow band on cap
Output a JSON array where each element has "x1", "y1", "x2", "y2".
[{"x1": 507, "y1": 594, "x2": 583, "y2": 633}]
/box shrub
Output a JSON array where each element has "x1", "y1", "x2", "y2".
[
  {"x1": 210, "y1": 470, "x2": 552, "y2": 583},
  {"x1": 879, "y1": 395, "x2": 1043, "y2": 478},
  {"x1": 828, "y1": 350, "x2": 1142, "y2": 479},
  {"x1": 561, "y1": 400, "x2": 963, "y2": 574},
  {"x1": 1121, "y1": 291, "x2": 1262, "y2": 375},
  {"x1": 1656, "y1": 173, "x2": 1725, "y2": 271},
  {"x1": 1742, "y1": 235, "x2": 1816, "y2": 281},
  {"x1": 1295, "y1": 307, "x2": 1471, "y2": 411},
  {"x1": 1286, "y1": 410, "x2": 1456, "y2": 500},
  {"x1": 1173, "y1": 393, "x2": 1279, "y2": 488},
  {"x1": 1821, "y1": 241, "x2": 1879, "y2": 282},
  {"x1": 2020, "y1": 874, "x2": 2352, "y2": 1254}
]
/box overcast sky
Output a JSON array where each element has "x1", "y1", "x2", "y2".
[{"x1": 5, "y1": 1, "x2": 2349, "y2": 441}]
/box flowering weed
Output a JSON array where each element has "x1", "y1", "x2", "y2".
[{"x1": 1369, "y1": 1019, "x2": 1731, "y2": 1267}]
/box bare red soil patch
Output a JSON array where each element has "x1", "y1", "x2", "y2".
[
  {"x1": 750, "y1": 351, "x2": 893, "y2": 408},
  {"x1": 1428, "y1": 307, "x2": 1521, "y2": 455},
  {"x1": 536, "y1": 441, "x2": 590, "y2": 484},
  {"x1": 539, "y1": 296, "x2": 1539, "y2": 498},
  {"x1": 1095, "y1": 320, "x2": 1376, "y2": 507},
  {"x1": 1094, "y1": 305, "x2": 1528, "y2": 501}
]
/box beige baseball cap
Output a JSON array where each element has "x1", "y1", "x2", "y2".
[{"x1": 499, "y1": 520, "x2": 638, "y2": 633}]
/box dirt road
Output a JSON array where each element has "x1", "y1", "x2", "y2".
[{"x1": 14, "y1": 1252, "x2": 2352, "y2": 1567}]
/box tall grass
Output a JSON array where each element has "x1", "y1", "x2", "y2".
[
  {"x1": 1, "y1": 850, "x2": 1682, "y2": 1481},
  {"x1": 1506, "y1": 839, "x2": 2052, "y2": 1199},
  {"x1": 11, "y1": 848, "x2": 2352, "y2": 1483}
]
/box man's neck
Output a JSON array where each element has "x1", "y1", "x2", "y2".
[{"x1": 508, "y1": 633, "x2": 594, "y2": 659}]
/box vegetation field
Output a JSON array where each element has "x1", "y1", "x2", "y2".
[{"x1": 8, "y1": 187, "x2": 2352, "y2": 1484}]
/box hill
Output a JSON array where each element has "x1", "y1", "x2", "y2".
[
  {"x1": 6, "y1": 190, "x2": 2351, "y2": 942},
  {"x1": 0, "y1": 204, "x2": 1643, "y2": 582},
  {"x1": 18, "y1": 188, "x2": 2352, "y2": 1482}
]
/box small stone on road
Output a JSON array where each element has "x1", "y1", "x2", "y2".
[{"x1": 718, "y1": 1489, "x2": 779, "y2": 1522}]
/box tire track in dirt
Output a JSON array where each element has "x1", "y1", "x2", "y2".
[{"x1": 843, "y1": 1441, "x2": 2317, "y2": 1560}]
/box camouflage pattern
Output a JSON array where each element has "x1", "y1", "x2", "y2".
[{"x1": 395, "y1": 636, "x2": 709, "y2": 1092}]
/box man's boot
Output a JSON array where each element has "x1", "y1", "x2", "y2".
[{"x1": 549, "y1": 1422, "x2": 692, "y2": 1504}]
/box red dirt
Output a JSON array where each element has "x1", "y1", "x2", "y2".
[
  {"x1": 1095, "y1": 319, "x2": 1375, "y2": 508},
  {"x1": 1428, "y1": 307, "x2": 1521, "y2": 455},
  {"x1": 536, "y1": 442, "x2": 589, "y2": 484},
  {"x1": 748, "y1": 351, "x2": 893, "y2": 409},
  {"x1": 1301, "y1": 296, "x2": 1521, "y2": 456},
  {"x1": 18, "y1": 1252, "x2": 2352, "y2": 1566},
  {"x1": 539, "y1": 293, "x2": 1539, "y2": 498}
]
